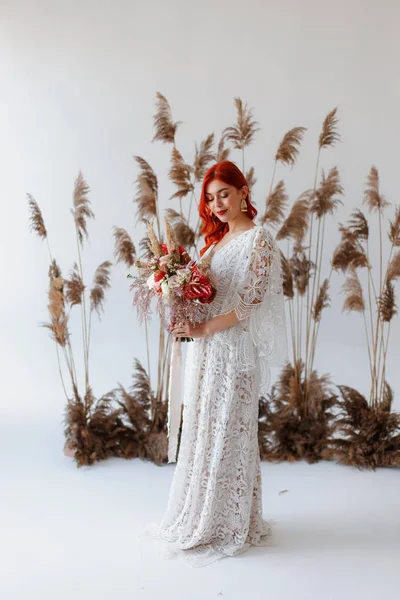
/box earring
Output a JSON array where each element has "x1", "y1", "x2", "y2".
[{"x1": 240, "y1": 197, "x2": 247, "y2": 212}]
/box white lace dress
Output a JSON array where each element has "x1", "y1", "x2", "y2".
[{"x1": 139, "y1": 225, "x2": 288, "y2": 567}]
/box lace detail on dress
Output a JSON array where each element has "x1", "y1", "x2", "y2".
[
  {"x1": 138, "y1": 225, "x2": 287, "y2": 567},
  {"x1": 204, "y1": 226, "x2": 288, "y2": 395}
]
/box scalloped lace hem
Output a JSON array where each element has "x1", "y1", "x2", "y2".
[{"x1": 136, "y1": 518, "x2": 277, "y2": 568}]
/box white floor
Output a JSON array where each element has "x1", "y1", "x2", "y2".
[{"x1": 1, "y1": 414, "x2": 399, "y2": 600}]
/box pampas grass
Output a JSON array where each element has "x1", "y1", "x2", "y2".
[
  {"x1": 214, "y1": 135, "x2": 231, "y2": 163},
  {"x1": 331, "y1": 168, "x2": 400, "y2": 468},
  {"x1": 133, "y1": 156, "x2": 160, "y2": 233},
  {"x1": 260, "y1": 180, "x2": 288, "y2": 228},
  {"x1": 245, "y1": 166, "x2": 257, "y2": 194},
  {"x1": 113, "y1": 227, "x2": 136, "y2": 267},
  {"x1": 259, "y1": 359, "x2": 338, "y2": 463},
  {"x1": 27, "y1": 193, "x2": 47, "y2": 240},
  {"x1": 275, "y1": 126, "x2": 307, "y2": 168},
  {"x1": 164, "y1": 209, "x2": 196, "y2": 249},
  {"x1": 28, "y1": 173, "x2": 114, "y2": 464},
  {"x1": 331, "y1": 385, "x2": 400, "y2": 470},
  {"x1": 319, "y1": 107, "x2": 340, "y2": 149},
  {"x1": 72, "y1": 171, "x2": 94, "y2": 245},
  {"x1": 169, "y1": 146, "x2": 194, "y2": 216},
  {"x1": 193, "y1": 133, "x2": 215, "y2": 183},
  {"x1": 260, "y1": 109, "x2": 343, "y2": 461},
  {"x1": 276, "y1": 194, "x2": 310, "y2": 244},
  {"x1": 152, "y1": 91, "x2": 181, "y2": 145},
  {"x1": 264, "y1": 126, "x2": 307, "y2": 225},
  {"x1": 222, "y1": 97, "x2": 260, "y2": 171}
]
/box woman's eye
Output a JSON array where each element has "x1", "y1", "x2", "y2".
[{"x1": 205, "y1": 193, "x2": 228, "y2": 202}]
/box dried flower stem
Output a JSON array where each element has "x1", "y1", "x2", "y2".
[
  {"x1": 268, "y1": 162, "x2": 278, "y2": 199},
  {"x1": 370, "y1": 208, "x2": 384, "y2": 405},
  {"x1": 144, "y1": 318, "x2": 151, "y2": 385},
  {"x1": 304, "y1": 149, "x2": 320, "y2": 412},
  {"x1": 308, "y1": 209, "x2": 331, "y2": 376},
  {"x1": 288, "y1": 297, "x2": 297, "y2": 367},
  {"x1": 75, "y1": 227, "x2": 90, "y2": 392},
  {"x1": 379, "y1": 322, "x2": 391, "y2": 401}
]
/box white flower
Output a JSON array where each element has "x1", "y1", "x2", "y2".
[
  {"x1": 159, "y1": 255, "x2": 170, "y2": 266},
  {"x1": 161, "y1": 280, "x2": 171, "y2": 297},
  {"x1": 167, "y1": 275, "x2": 179, "y2": 290},
  {"x1": 146, "y1": 273, "x2": 155, "y2": 289}
]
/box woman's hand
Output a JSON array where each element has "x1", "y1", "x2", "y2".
[{"x1": 171, "y1": 320, "x2": 209, "y2": 339}]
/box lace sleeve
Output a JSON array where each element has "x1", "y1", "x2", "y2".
[
  {"x1": 233, "y1": 227, "x2": 288, "y2": 369},
  {"x1": 234, "y1": 228, "x2": 274, "y2": 320}
]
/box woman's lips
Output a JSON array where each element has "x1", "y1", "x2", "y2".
[{"x1": 216, "y1": 209, "x2": 227, "y2": 215}]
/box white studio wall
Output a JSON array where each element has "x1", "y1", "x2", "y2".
[{"x1": 1, "y1": 0, "x2": 400, "y2": 423}]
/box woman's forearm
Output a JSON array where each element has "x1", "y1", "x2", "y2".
[{"x1": 205, "y1": 309, "x2": 240, "y2": 335}]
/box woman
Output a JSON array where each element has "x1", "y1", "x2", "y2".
[{"x1": 141, "y1": 161, "x2": 288, "y2": 567}]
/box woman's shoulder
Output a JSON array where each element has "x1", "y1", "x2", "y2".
[{"x1": 251, "y1": 225, "x2": 275, "y2": 245}]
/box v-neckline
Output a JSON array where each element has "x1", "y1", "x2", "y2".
[{"x1": 211, "y1": 226, "x2": 258, "y2": 255}]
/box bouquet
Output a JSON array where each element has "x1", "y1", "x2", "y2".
[{"x1": 128, "y1": 217, "x2": 216, "y2": 341}]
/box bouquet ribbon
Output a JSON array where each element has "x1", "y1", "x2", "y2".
[{"x1": 167, "y1": 337, "x2": 183, "y2": 463}]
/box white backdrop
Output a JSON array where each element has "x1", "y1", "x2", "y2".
[{"x1": 1, "y1": 0, "x2": 399, "y2": 422}]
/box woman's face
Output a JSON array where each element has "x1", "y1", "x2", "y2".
[{"x1": 204, "y1": 179, "x2": 248, "y2": 222}]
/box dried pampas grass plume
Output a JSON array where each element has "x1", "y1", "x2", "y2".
[
  {"x1": 313, "y1": 279, "x2": 330, "y2": 322},
  {"x1": 133, "y1": 157, "x2": 158, "y2": 222},
  {"x1": 280, "y1": 252, "x2": 294, "y2": 299},
  {"x1": 138, "y1": 233, "x2": 153, "y2": 261},
  {"x1": 164, "y1": 216, "x2": 178, "y2": 253},
  {"x1": 311, "y1": 167, "x2": 344, "y2": 218},
  {"x1": 363, "y1": 166, "x2": 389, "y2": 212},
  {"x1": 42, "y1": 260, "x2": 69, "y2": 347},
  {"x1": 332, "y1": 226, "x2": 369, "y2": 273},
  {"x1": 245, "y1": 166, "x2": 257, "y2": 194},
  {"x1": 90, "y1": 261, "x2": 112, "y2": 317},
  {"x1": 261, "y1": 180, "x2": 288, "y2": 228},
  {"x1": 65, "y1": 262, "x2": 85, "y2": 306},
  {"x1": 348, "y1": 209, "x2": 369, "y2": 241},
  {"x1": 164, "y1": 208, "x2": 195, "y2": 248},
  {"x1": 72, "y1": 171, "x2": 94, "y2": 245},
  {"x1": 389, "y1": 207, "x2": 400, "y2": 246},
  {"x1": 215, "y1": 136, "x2": 231, "y2": 162},
  {"x1": 291, "y1": 244, "x2": 313, "y2": 296},
  {"x1": 152, "y1": 92, "x2": 182, "y2": 144},
  {"x1": 222, "y1": 97, "x2": 260, "y2": 150},
  {"x1": 319, "y1": 107, "x2": 341, "y2": 149},
  {"x1": 342, "y1": 268, "x2": 365, "y2": 313},
  {"x1": 27, "y1": 193, "x2": 47, "y2": 239},
  {"x1": 169, "y1": 146, "x2": 194, "y2": 199},
  {"x1": 379, "y1": 281, "x2": 397, "y2": 322},
  {"x1": 113, "y1": 227, "x2": 136, "y2": 267},
  {"x1": 276, "y1": 193, "x2": 310, "y2": 244},
  {"x1": 147, "y1": 220, "x2": 162, "y2": 257},
  {"x1": 387, "y1": 251, "x2": 400, "y2": 282},
  {"x1": 194, "y1": 133, "x2": 215, "y2": 182},
  {"x1": 275, "y1": 126, "x2": 307, "y2": 167}
]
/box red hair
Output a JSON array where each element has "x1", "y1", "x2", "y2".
[{"x1": 198, "y1": 161, "x2": 258, "y2": 257}]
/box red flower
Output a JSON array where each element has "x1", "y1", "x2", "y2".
[
  {"x1": 183, "y1": 264, "x2": 215, "y2": 304},
  {"x1": 153, "y1": 271, "x2": 165, "y2": 283}
]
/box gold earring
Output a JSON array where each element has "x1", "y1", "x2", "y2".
[{"x1": 240, "y1": 197, "x2": 247, "y2": 212}]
